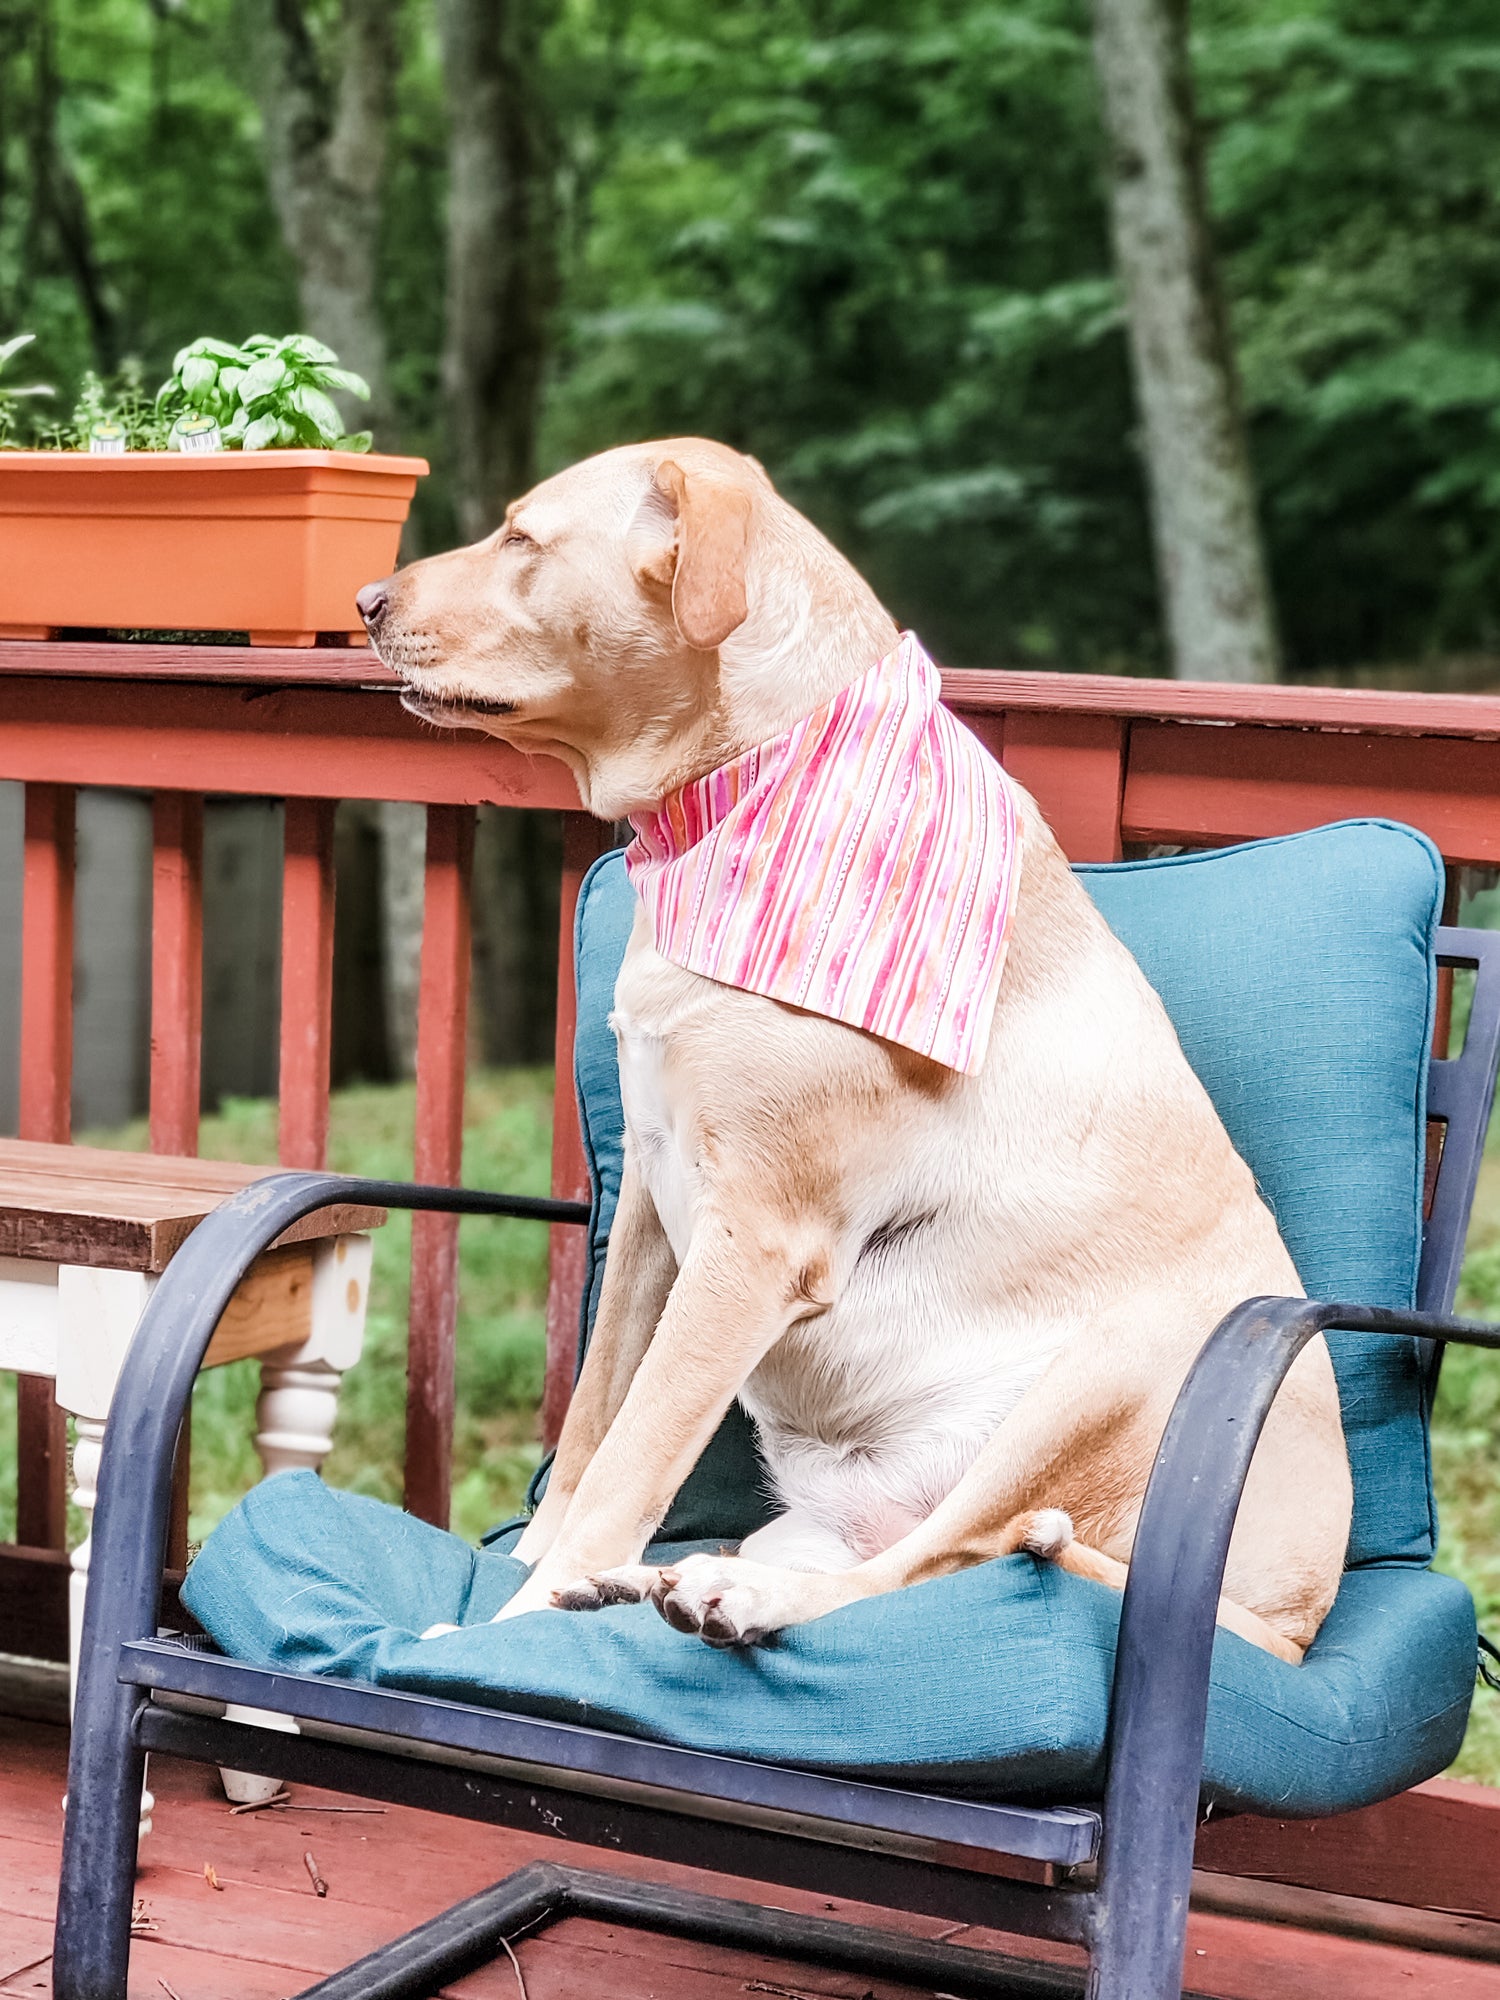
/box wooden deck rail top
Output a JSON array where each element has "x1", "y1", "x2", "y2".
[
  {"x1": 2, "y1": 637, "x2": 1499, "y2": 1588},
  {"x1": 5, "y1": 636, "x2": 1500, "y2": 739}
]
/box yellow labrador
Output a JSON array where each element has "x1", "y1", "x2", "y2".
[{"x1": 358, "y1": 438, "x2": 1351, "y2": 1664}]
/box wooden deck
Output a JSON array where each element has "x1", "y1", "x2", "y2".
[{"x1": 3, "y1": 1710, "x2": 1498, "y2": 1999}]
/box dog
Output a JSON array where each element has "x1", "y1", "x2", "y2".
[{"x1": 357, "y1": 437, "x2": 1352, "y2": 1664}]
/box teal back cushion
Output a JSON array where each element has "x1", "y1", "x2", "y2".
[{"x1": 573, "y1": 819, "x2": 1444, "y2": 1567}]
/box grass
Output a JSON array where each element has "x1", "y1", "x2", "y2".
[{"x1": 3, "y1": 1058, "x2": 1500, "y2": 1781}]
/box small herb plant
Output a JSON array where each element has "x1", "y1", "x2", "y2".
[
  {"x1": 61, "y1": 359, "x2": 170, "y2": 450},
  {"x1": 0, "y1": 334, "x2": 54, "y2": 447},
  {"x1": 157, "y1": 334, "x2": 372, "y2": 452}
]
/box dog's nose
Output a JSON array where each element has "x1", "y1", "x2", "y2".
[{"x1": 356, "y1": 581, "x2": 389, "y2": 629}]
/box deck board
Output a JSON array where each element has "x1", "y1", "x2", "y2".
[{"x1": 3, "y1": 1713, "x2": 1498, "y2": 1999}]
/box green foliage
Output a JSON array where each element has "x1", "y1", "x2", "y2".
[
  {"x1": 157, "y1": 333, "x2": 373, "y2": 451},
  {"x1": 544, "y1": 0, "x2": 1156, "y2": 670},
  {"x1": 0, "y1": 332, "x2": 54, "y2": 446},
  {"x1": 1199, "y1": 0, "x2": 1500, "y2": 665},
  {"x1": 0, "y1": 328, "x2": 373, "y2": 451},
  {"x1": 9, "y1": 0, "x2": 1500, "y2": 663},
  {"x1": 1434, "y1": 1236, "x2": 1500, "y2": 1782},
  {"x1": 31, "y1": 356, "x2": 171, "y2": 450}
]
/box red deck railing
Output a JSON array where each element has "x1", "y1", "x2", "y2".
[{"x1": 3, "y1": 641, "x2": 1499, "y2": 1612}]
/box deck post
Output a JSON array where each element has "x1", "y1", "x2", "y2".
[{"x1": 404, "y1": 803, "x2": 476, "y2": 1528}]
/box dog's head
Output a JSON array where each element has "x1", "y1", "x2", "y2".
[{"x1": 358, "y1": 438, "x2": 896, "y2": 817}]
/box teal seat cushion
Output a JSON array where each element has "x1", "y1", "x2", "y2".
[
  {"x1": 563, "y1": 817, "x2": 1444, "y2": 1566},
  {"x1": 183, "y1": 814, "x2": 1473, "y2": 1815},
  {"x1": 183, "y1": 1469, "x2": 1474, "y2": 1816}
]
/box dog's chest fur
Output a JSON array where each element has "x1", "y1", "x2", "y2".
[
  {"x1": 613, "y1": 983, "x2": 1060, "y2": 1555},
  {"x1": 607, "y1": 851, "x2": 1293, "y2": 1561}
]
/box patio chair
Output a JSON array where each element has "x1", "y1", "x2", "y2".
[{"x1": 54, "y1": 818, "x2": 1500, "y2": 2000}]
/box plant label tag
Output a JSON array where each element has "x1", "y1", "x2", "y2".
[
  {"x1": 89, "y1": 421, "x2": 126, "y2": 455},
  {"x1": 172, "y1": 415, "x2": 223, "y2": 454}
]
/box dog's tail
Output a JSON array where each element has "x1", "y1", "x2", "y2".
[
  {"x1": 1004, "y1": 1506, "x2": 1305, "y2": 1665},
  {"x1": 1008, "y1": 1507, "x2": 1075, "y2": 1563}
]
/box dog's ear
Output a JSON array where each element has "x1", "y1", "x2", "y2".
[{"x1": 633, "y1": 459, "x2": 751, "y2": 652}]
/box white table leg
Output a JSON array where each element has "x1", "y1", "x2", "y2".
[
  {"x1": 56, "y1": 1266, "x2": 159, "y2": 1837},
  {"x1": 221, "y1": 1233, "x2": 373, "y2": 1803}
]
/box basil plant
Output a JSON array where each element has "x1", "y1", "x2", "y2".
[{"x1": 158, "y1": 334, "x2": 372, "y2": 452}]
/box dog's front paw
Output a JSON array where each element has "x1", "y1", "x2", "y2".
[
  {"x1": 649, "y1": 1552, "x2": 839, "y2": 1648},
  {"x1": 550, "y1": 1564, "x2": 663, "y2": 1612}
]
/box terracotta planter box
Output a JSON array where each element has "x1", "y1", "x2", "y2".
[{"x1": 0, "y1": 450, "x2": 427, "y2": 646}]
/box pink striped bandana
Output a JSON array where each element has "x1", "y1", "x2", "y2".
[{"x1": 624, "y1": 632, "x2": 1022, "y2": 1074}]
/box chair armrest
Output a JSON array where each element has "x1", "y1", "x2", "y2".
[
  {"x1": 77, "y1": 1172, "x2": 589, "y2": 1677},
  {"x1": 1096, "y1": 1293, "x2": 1500, "y2": 1963}
]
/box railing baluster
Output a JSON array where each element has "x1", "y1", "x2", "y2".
[
  {"x1": 1001, "y1": 713, "x2": 1128, "y2": 863},
  {"x1": 16, "y1": 781, "x2": 74, "y2": 1549},
  {"x1": 404, "y1": 804, "x2": 475, "y2": 1528},
  {"x1": 542, "y1": 813, "x2": 615, "y2": 1448},
  {"x1": 149, "y1": 792, "x2": 205, "y2": 1157},
  {"x1": 278, "y1": 798, "x2": 337, "y2": 1170},
  {"x1": 20, "y1": 782, "x2": 75, "y2": 1144}
]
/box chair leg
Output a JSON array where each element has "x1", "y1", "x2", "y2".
[
  {"x1": 1087, "y1": 1788, "x2": 1194, "y2": 2000},
  {"x1": 53, "y1": 1686, "x2": 149, "y2": 2000}
]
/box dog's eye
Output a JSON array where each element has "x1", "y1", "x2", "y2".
[{"x1": 501, "y1": 527, "x2": 536, "y2": 554}]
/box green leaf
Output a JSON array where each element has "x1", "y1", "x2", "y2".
[
  {"x1": 317, "y1": 366, "x2": 371, "y2": 401},
  {"x1": 336, "y1": 430, "x2": 374, "y2": 453},
  {"x1": 0, "y1": 333, "x2": 37, "y2": 365},
  {"x1": 173, "y1": 337, "x2": 241, "y2": 370},
  {"x1": 179, "y1": 355, "x2": 220, "y2": 404},
  {"x1": 285, "y1": 334, "x2": 339, "y2": 364},
  {"x1": 289, "y1": 383, "x2": 344, "y2": 439},
  {"x1": 241, "y1": 412, "x2": 281, "y2": 452},
  {"x1": 240, "y1": 357, "x2": 290, "y2": 400},
  {"x1": 218, "y1": 366, "x2": 248, "y2": 402}
]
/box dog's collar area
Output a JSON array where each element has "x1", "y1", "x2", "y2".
[{"x1": 623, "y1": 631, "x2": 1022, "y2": 1076}]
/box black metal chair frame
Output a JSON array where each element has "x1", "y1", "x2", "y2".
[{"x1": 53, "y1": 927, "x2": 1500, "y2": 2000}]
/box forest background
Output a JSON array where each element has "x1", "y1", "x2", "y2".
[{"x1": 4, "y1": 0, "x2": 1499, "y2": 686}]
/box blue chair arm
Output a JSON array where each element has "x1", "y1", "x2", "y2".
[{"x1": 1094, "y1": 1293, "x2": 1500, "y2": 1983}]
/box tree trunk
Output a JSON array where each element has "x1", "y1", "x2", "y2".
[
  {"x1": 12, "y1": 0, "x2": 121, "y2": 370},
  {"x1": 438, "y1": 0, "x2": 559, "y2": 540},
  {"x1": 1089, "y1": 0, "x2": 1279, "y2": 682},
  {"x1": 238, "y1": 0, "x2": 397, "y2": 436}
]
